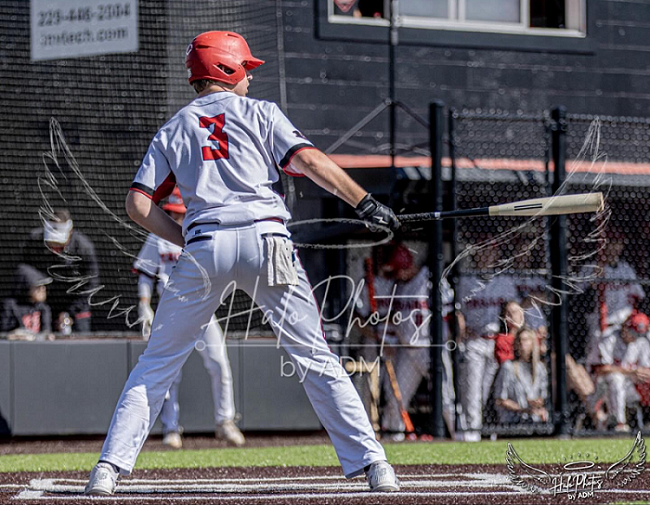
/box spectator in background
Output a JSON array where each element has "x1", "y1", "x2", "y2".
[
  {"x1": 331, "y1": 0, "x2": 384, "y2": 18},
  {"x1": 512, "y1": 226, "x2": 550, "y2": 345},
  {"x1": 494, "y1": 300, "x2": 526, "y2": 365},
  {"x1": 493, "y1": 327, "x2": 549, "y2": 425},
  {"x1": 21, "y1": 209, "x2": 100, "y2": 333},
  {"x1": 1, "y1": 264, "x2": 53, "y2": 339},
  {"x1": 457, "y1": 240, "x2": 517, "y2": 441},
  {"x1": 586, "y1": 311, "x2": 650, "y2": 432},
  {"x1": 582, "y1": 228, "x2": 644, "y2": 343}
]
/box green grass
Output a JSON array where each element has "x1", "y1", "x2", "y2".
[{"x1": 0, "y1": 437, "x2": 638, "y2": 473}]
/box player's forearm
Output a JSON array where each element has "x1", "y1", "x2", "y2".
[
  {"x1": 597, "y1": 364, "x2": 630, "y2": 376},
  {"x1": 138, "y1": 274, "x2": 154, "y2": 303},
  {"x1": 126, "y1": 191, "x2": 184, "y2": 247},
  {"x1": 495, "y1": 398, "x2": 523, "y2": 412},
  {"x1": 292, "y1": 149, "x2": 367, "y2": 207}
]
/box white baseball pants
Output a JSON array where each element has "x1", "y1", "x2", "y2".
[
  {"x1": 604, "y1": 372, "x2": 640, "y2": 425},
  {"x1": 382, "y1": 346, "x2": 454, "y2": 433},
  {"x1": 160, "y1": 319, "x2": 236, "y2": 434},
  {"x1": 460, "y1": 336, "x2": 498, "y2": 431},
  {"x1": 99, "y1": 222, "x2": 385, "y2": 477},
  {"x1": 382, "y1": 347, "x2": 428, "y2": 433}
]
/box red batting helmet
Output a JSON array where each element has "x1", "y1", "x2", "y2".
[
  {"x1": 185, "y1": 31, "x2": 265, "y2": 85},
  {"x1": 386, "y1": 244, "x2": 414, "y2": 272},
  {"x1": 624, "y1": 311, "x2": 650, "y2": 336},
  {"x1": 162, "y1": 187, "x2": 186, "y2": 214}
]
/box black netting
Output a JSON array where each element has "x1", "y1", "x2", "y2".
[
  {"x1": 564, "y1": 115, "x2": 650, "y2": 433},
  {"x1": 1, "y1": 0, "x2": 285, "y2": 335},
  {"x1": 444, "y1": 109, "x2": 650, "y2": 437},
  {"x1": 449, "y1": 109, "x2": 554, "y2": 437},
  {"x1": 345, "y1": 240, "x2": 438, "y2": 441}
]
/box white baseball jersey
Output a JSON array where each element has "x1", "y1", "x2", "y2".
[
  {"x1": 580, "y1": 260, "x2": 645, "y2": 326},
  {"x1": 131, "y1": 93, "x2": 315, "y2": 235},
  {"x1": 457, "y1": 273, "x2": 518, "y2": 337},
  {"x1": 586, "y1": 326, "x2": 629, "y2": 368},
  {"x1": 356, "y1": 274, "x2": 399, "y2": 343},
  {"x1": 391, "y1": 267, "x2": 432, "y2": 347},
  {"x1": 621, "y1": 337, "x2": 650, "y2": 368},
  {"x1": 515, "y1": 274, "x2": 549, "y2": 331},
  {"x1": 356, "y1": 267, "x2": 450, "y2": 346},
  {"x1": 133, "y1": 234, "x2": 183, "y2": 296}
]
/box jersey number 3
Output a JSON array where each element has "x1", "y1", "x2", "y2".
[{"x1": 199, "y1": 114, "x2": 229, "y2": 161}]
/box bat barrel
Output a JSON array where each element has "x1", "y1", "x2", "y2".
[{"x1": 489, "y1": 192, "x2": 604, "y2": 217}]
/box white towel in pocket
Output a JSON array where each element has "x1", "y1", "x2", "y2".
[{"x1": 266, "y1": 235, "x2": 299, "y2": 286}]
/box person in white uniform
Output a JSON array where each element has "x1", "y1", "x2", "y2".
[
  {"x1": 581, "y1": 230, "x2": 645, "y2": 342},
  {"x1": 85, "y1": 30, "x2": 401, "y2": 495},
  {"x1": 457, "y1": 243, "x2": 517, "y2": 441},
  {"x1": 372, "y1": 244, "x2": 456, "y2": 440},
  {"x1": 586, "y1": 311, "x2": 650, "y2": 432},
  {"x1": 133, "y1": 187, "x2": 244, "y2": 449}
]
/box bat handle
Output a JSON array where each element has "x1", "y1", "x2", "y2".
[
  {"x1": 398, "y1": 207, "x2": 489, "y2": 223},
  {"x1": 398, "y1": 211, "x2": 441, "y2": 223}
]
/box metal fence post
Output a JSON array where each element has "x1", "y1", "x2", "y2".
[
  {"x1": 550, "y1": 105, "x2": 569, "y2": 436},
  {"x1": 448, "y1": 108, "x2": 462, "y2": 434},
  {"x1": 429, "y1": 101, "x2": 445, "y2": 438}
]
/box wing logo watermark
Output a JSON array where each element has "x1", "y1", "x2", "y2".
[{"x1": 506, "y1": 431, "x2": 646, "y2": 500}]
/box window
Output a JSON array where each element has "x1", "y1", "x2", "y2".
[{"x1": 329, "y1": 0, "x2": 586, "y2": 36}]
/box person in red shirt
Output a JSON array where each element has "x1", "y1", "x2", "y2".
[{"x1": 494, "y1": 300, "x2": 525, "y2": 365}]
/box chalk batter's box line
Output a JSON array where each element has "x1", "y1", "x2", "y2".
[
  {"x1": 15, "y1": 489, "x2": 650, "y2": 502},
  {"x1": 29, "y1": 473, "x2": 468, "y2": 484},
  {"x1": 29, "y1": 479, "x2": 516, "y2": 494}
]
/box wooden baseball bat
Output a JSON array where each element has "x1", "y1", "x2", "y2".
[
  {"x1": 365, "y1": 255, "x2": 415, "y2": 434},
  {"x1": 398, "y1": 192, "x2": 604, "y2": 223},
  {"x1": 384, "y1": 358, "x2": 415, "y2": 434}
]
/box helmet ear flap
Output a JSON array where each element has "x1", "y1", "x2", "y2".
[{"x1": 185, "y1": 31, "x2": 264, "y2": 85}]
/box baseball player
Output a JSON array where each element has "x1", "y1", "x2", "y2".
[
  {"x1": 586, "y1": 311, "x2": 650, "y2": 432},
  {"x1": 581, "y1": 229, "x2": 645, "y2": 340},
  {"x1": 133, "y1": 187, "x2": 244, "y2": 449},
  {"x1": 85, "y1": 31, "x2": 400, "y2": 495},
  {"x1": 457, "y1": 242, "x2": 518, "y2": 441},
  {"x1": 367, "y1": 244, "x2": 455, "y2": 440}
]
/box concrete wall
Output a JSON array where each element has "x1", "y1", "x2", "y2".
[
  {"x1": 12, "y1": 341, "x2": 129, "y2": 435},
  {"x1": 4, "y1": 338, "x2": 320, "y2": 436},
  {"x1": 0, "y1": 342, "x2": 11, "y2": 435}
]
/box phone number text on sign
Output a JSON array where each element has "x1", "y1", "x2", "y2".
[
  {"x1": 37, "y1": 3, "x2": 132, "y2": 26},
  {"x1": 31, "y1": 0, "x2": 138, "y2": 61}
]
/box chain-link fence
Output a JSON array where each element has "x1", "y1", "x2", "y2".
[
  {"x1": 344, "y1": 107, "x2": 650, "y2": 440},
  {"x1": 564, "y1": 115, "x2": 650, "y2": 434},
  {"x1": 442, "y1": 108, "x2": 650, "y2": 438},
  {"x1": 447, "y1": 110, "x2": 554, "y2": 438},
  {"x1": 0, "y1": 0, "x2": 285, "y2": 335}
]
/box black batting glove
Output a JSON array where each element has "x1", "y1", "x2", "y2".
[{"x1": 355, "y1": 193, "x2": 401, "y2": 232}]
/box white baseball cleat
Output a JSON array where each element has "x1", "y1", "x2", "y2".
[
  {"x1": 162, "y1": 431, "x2": 183, "y2": 449},
  {"x1": 84, "y1": 462, "x2": 118, "y2": 496},
  {"x1": 215, "y1": 420, "x2": 246, "y2": 447},
  {"x1": 365, "y1": 460, "x2": 400, "y2": 492},
  {"x1": 461, "y1": 430, "x2": 481, "y2": 442}
]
